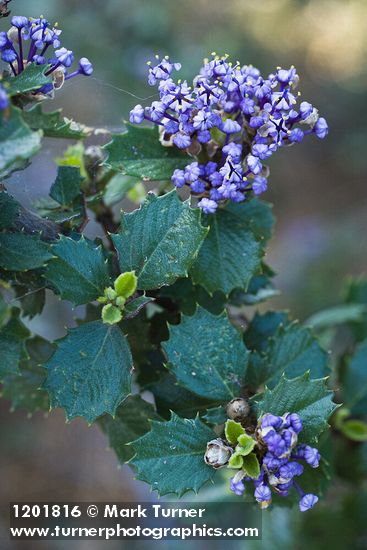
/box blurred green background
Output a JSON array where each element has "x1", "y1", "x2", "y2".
[{"x1": 1, "y1": 0, "x2": 366, "y2": 548}]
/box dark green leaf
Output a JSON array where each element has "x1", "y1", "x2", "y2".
[
  {"x1": 163, "y1": 307, "x2": 249, "y2": 400},
  {"x1": 44, "y1": 236, "x2": 111, "y2": 306},
  {"x1": 229, "y1": 271, "x2": 279, "y2": 306},
  {"x1": 15, "y1": 285, "x2": 46, "y2": 319},
  {"x1": 0, "y1": 107, "x2": 42, "y2": 177},
  {"x1": 3, "y1": 64, "x2": 51, "y2": 96},
  {"x1": 253, "y1": 373, "x2": 337, "y2": 443},
  {"x1": 99, "y1": 394, "x2": 161, "y2": 463},
  {"x1": 0, "y1": 191, "x2": 19, "y2": 229},
  {"x1": 343, "y1": 338, "x2": 367, "y2": 415},
  {"x1": 244, "y1": 311, "x2": 289, "y2": 353},
  {"x1": 22, "y1": 104, "x2": 91, "y2": 139},
  {"x1": 112, "y1": 191, "x2": 208, "y2": 290},
  {"x1": 0, "y1": 311, "x2": 30, "y2": 379},
  {"x1": 104, "y1": 174, "x2": 138, "y2": 206},
  {"x1": 124, "y1": 295, "x2": 154, "y2": 319},
  {"x1": 0, "y1": 233, "x2": 52, "y2": 271},
  {"x1": 305, "y1": 304, "x2": 367, "y2": 330},
  {"x1": 1, "y1": 336, "x2": 53, "y2": 413},
  {"x1": 203, "y1": 405, "x2": 227, "y2": 425},
  {"x1": 49, "y1": 166, "x2": 84, "y2": 206},
  {"x1": 104, "y1": 124, "x2": 189, "y2": 180},
  {"x1": 44, "y1": 320, "x2": 133, "y2": 423},
  {"x1": 190, "y1": 201, "x2": 267, "y2": 295},
  {"x1": 130, "y1": 413, "x2": 216, "y2": 496}
]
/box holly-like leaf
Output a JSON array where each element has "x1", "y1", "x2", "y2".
[
  {"x1": 0, "y1": 191, "x2": 19, "y2": 229},
  {"x1": 44, "y1": 236, "x2": 111, "y2": 306},
  {"x1": 44, "y1": 320, "x2": 133, "y2": 423},
  {"x1": 229, "y1": 272, "x2": 279, "y2": 306},
  {"x1": 247, "y1": 323, "x2": 328, "y2": 389},
  {"x1": 130, "y1": 413, "x2": 216, "y2": 496},
  {"x1": 163, "y1": 307, "x2": 249, "y2": 400},
  {"x1": 0, "y1": 311, "x2": 30, "y2": 379},
  {"x1": 49, "y1": 166, "x2": 84, "y2": 206},
  {"x1": 0, "y1": 233, "x2": 53, "y2": 271},
  {"x1": 1, "y1": 336, "x2": 53, "y2": 413},
  {"x1": 0, "y1": 107, "x2": 42, "y2": 177},
  {"x1": 244, "y1": 311, "x2": 289, "y2": 353},
  {"x1": 203, "y1": 405, "x2": 227, "y2": 425},
  {"x1": 99, "y1": 394, "x2": 161, "y2": 463},
  {"x1": 3, "y1": 64, "x2": 51, "y2": 96},
  {"x1": 22, "y1": 104, "x2": 91, "y2": 139},
  {"x1": 253, "y1": 373, "x2": 337, "y2": 443},
  {"x1": 343, "y1": 338, "x2": 367, "y2": 416},
  {"x1": 190, "y1": 200, "x2": 271, "y2": 295},
  {"x1": 124, "y1": 295, "x2": 154, "y2": 319},
  {"x1": 112, "y1": 191, "x2": 208, "y2": 290},
  {"x1": 104, "y1": 124, "x2": 189, "y2": 180}
]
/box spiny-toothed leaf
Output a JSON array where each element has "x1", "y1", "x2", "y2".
[
  {"x1": 226, "y1": 199, "x2": 275, "y2": 242},
  {"x1": 0, "y1": 191, "x2": 19, "y2": 229},
  {"x1": 0, "y1": 233, "x2": 52, "y2": 271},
  {"x1": 343, "y1": 338, "x2": 367, "y2": 415},
  {"x1": 99, "y1": 394, "x2": 161, "y2": 464},
  {"x1": 3, "y1": 64, "x2": 51, "y2": 96},
  {"x1": 22, "y1": 104, "x2": 91, "y2": 139},
  {"x1": 203, "y1": 405, "x2": 227, "y2": 425},
  {"x1": 114, "y1": 271, "x2": 137, "y2": 299},
  {"x1": 1, "y1": 336, "x2": 54, "y2": 413},
  {"x1": 163, "y1": 307, "x2": 249, "y2": 401},
  {"x1": 190, "y1": 200, "x2": 270, "y2": 295},
  {"x1": 0, "y1": 107, "x2": 42, "y2": 177},
  {"x1": 225, "y1": 419, "x2": 245, "y2": 444},
  {"x1": 242, "y1": 453, "x2": 260, "y2": 479},
  {"x1": 44, "y1": 320, "x2": 133, "y2": 423},
  {"x1": 14, "y1": 286, "x2": 46, "y2": 319},
  {"x1": 130, "y1": 413, "x2": 216, "y2": 496},
  {"x1": 0, "y1": 310, "x2": 30, "y2": 379},
  {"x1": 229, "y1": 273, "x2": 279, "y2": 306},
  {"x1": 44, "y1": 236, "x2": 111, "y2": 306},
  {"x1": 103, "y1": 124, "x2": 189, "y2": 180},
  {"x1": 253, "y1": 373, "x2": 337, "y2": 444},
  {"x1": 112, "y1": 191, "x2": 208, "y2": 290},
  {"x1": 49, "y1": 166, "x2": 84, "y2": 206},
  {"x1": 247, "y1": 322, "x2": 328, "y2": 389}
]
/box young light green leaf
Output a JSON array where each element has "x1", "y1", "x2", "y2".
[
  {"x1": 99, "y1": 394, "x2": 161, "y2": 464},
  {"x1": 228, "y1": 453, "x2": 243, "y2": 469},
  {"x1": 130, "y1": 413, "x2": 216, "y2": 496},
  {"x1": 237, "y1": 434, "x2": 256, "y2": 455},
  {"x1": 163, "y1": 307, "x2": 249, "y2": 401},
  {"x1": 102, "y1": 304, "x2": 122, "y2": 325},
  {"x1": 0, "y1": 233, "x2": 53, "y2": 271},
  {"x1": 22, "y1": 104, "x2": 91, "y2": 139},
  {"x1": 112, "y1": 191, "x2": 208, "y2": 290},
  {"x1": 0, "y1": 107, "x2": 42, "y2": 177},
  {"x1": 114, "y1": 271, "x2": 137, "y2": 299},
  {"x1": 44, "y1": 236, "x2": 111, "y2": 306},
  {"x1": 253, "y1": 372, "x2": 337, "y2": 444},
  {"x1": 49, "y1": 166, "x2": 84, "y2": 206},
  {"x1": 339, "y1": 419, "x2": 367, "y2": 442},
  {"x1": 190, "y1": 201, "x2": 266, "y2": 295},
  {"x1": 3, "y1": 64, "x2": 51, "y2": 96},
  {"x1": 104, "y1": 124, "x2": 189, "y2": 180},
  {"x1": 225, "y1": 419, "x2": 245, "y2": 444},
  {"x1": 242, "y1": 453, "x2": 260, "y2": 479},
  {"x1": 44, "y1": 320, "x2": 133, "y2": 423}
]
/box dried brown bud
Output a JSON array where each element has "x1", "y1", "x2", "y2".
[
  {"x1": 204, "y1": 438, "x2": 233, "y2": 469},
  {"x1": 226, "y1": 398, "x2": 250, "y2": 421}
]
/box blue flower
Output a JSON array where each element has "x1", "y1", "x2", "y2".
[
  {"x1": 173, "y1": 133, "x2": 191, "y2": 149},
  {"x1": 198, "y1": 198, "x2": 218, "y2": 214},
  {"x1": 129, "y1": 104, "x2": 145, "y2": 124},
  {"x1": 254, "y1": 484, "x2": 272, "y2": 508},
  {"x1": 314, "y1": 117, "x2": 328, "y2": 139},
  {"x1": 79, "y1": 57, "x2": 93, "y2": 76},
  {"x1": 252, "y1": 176, "x2": 268, "y2": 195},
  {"x1": 230, "y1": 477, "x2": 245, "y2": 496},
  {"x1": 304, "y1": 445, "x2": 320, "y2": 468},
  {"x1": 0, "y1": 85, "x2": 9, "y2": 110},
  {"x1": 171, "y1": 169, "x2": 186, "y2": 188},
  {"x1": 184, "y1": 162, "x2": 201, "y2": 183},
  {"x1": 299, "y1": 493, "x2": 319, "y2": 512},
  {"x1": 11, "y1": 16, "x2": 29, "y2": 29}
]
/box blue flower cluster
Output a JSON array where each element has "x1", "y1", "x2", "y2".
[
  {"x1": 130, "y1": 54, "x2": 328, "y2": 213},
  {"x1": 0, "y1": 15, "x2": 93, "y2": 98},
  {"x1": 0, "y1": 83, "x2": 9, "y2": 110},
  {"x1": 230, "y1": 412, "x2": 321, "y2": 512}
]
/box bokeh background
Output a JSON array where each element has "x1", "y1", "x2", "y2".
[{"x1": 1, "y1": 0, "x2": 366, "y2": 548}]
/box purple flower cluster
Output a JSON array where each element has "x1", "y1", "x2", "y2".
[
  {"x1": 0, "y1": 15, "x2": 93, "y2": 96},
  {"x1": 0, "y1": 84, "x2": 9, "y2": 110},
  {"x1": 130, "y1": 54, "x2": 328, "y2": 214},
  {"x1": 230, "y1": 412, "x2": 321, "y2": 512}
]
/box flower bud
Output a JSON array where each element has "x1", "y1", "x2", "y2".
[
  {"x1": 226, "y1": 398, "x2": 250, "y2": 421},
  {"x1": 83, "y1": 146, "x2": 105, "y2": 180},
  {"x1": 204, "y1": 438, "x2": 233, "y2": 469}
]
